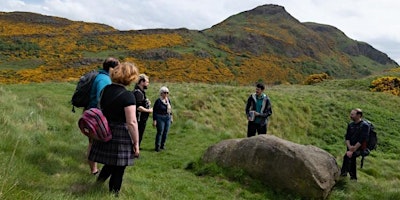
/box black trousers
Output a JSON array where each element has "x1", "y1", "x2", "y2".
[
  {"x1": 97, "y1": 165, "x2": 127, "y2": 193},
  {"x1": 247, "y1": 121, "x2": 267, "y2": 137},
  {"x1": 138, "y1": 120, "x2": 147, "y2": 146},
  {"x1": 340, "y1": 152, "x2": 359, "y2": 179}
]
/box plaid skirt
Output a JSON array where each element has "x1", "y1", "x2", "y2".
[{"x1": 88, "y1": 123, "x2": 134, "y2": 166}]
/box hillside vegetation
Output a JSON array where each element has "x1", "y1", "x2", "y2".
[
  {"x1": 1, "y1": 72, "x2": 400, "y2": 199},
  {"x1": 0, "y1": 5, "x2": 398, "y2": 85}
]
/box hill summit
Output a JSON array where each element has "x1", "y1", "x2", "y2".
[{"x1": 0, "y1": 4, "x2": 398, "y2": 84}]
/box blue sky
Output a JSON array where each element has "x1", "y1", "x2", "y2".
[{"x1": 1, "y1": 0, "x2": 399, "y2": 64}]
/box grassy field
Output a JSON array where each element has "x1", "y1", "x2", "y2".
[{"x1": 0, "y1": 76, "x2": 400, "y2": 200}]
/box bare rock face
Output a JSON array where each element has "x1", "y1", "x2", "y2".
[{"x1": 202, "y1": 135, "x2": 340, "y2": 199}]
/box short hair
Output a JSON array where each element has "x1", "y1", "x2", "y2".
[
  {"x1": 103, "y1": 57, "x2": 120, "y2": 72},
  {"x1": 159, "y1": 86, "x2": 169, "y2": 95},
  {"x1": 256, "y1": 83, "x2": 265, "y2": 90},
  {"x1": 353, "y1": 108, "x2": 363, "y2": 117},
  {"x1": 110, "y1": 62, "x2": 139, "y2": 86},
  {"x1": 137, "y1": 74, "x2": 149, "y2": 84}
]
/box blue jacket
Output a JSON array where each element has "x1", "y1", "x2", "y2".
[{"x1": 88, "y1": 70, "x2": 111, "y2": 109}]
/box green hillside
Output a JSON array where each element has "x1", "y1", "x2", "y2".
[
  {"x1": 0, "y1": 5, "x2": 398, "y2": 85},
  {"x1": 1, "y1": 74, "x2": 400, "y2": 199}
]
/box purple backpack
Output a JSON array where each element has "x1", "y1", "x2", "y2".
[{"x1": 78, "y1": 108, "x2": 112, "y2": 142}]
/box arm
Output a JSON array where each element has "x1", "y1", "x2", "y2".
[
  {"x1": 125, "y1": 105, "x2": 139, "y2": 157},
  {"x1": 153, "y1": 98, "x2": 160, "y2": 126},
  {"x1": 245, "y1": 96, "x2": 252, "y2": 117},
  {"x1": 258, "y1": 97, "x2": 272, "y2": 118}
]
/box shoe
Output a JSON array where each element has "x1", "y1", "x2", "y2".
[
  {"x1": 155, "y1": 147, "x2": 160, "y2": 152},
  {"x1": 340, "y1": 173, "x2": 347, "y2": 177},
  {"x1": 160, "y1": 146, "x2": 166, "y2": 150},
  {"x1": 350, "y1": 177, "x2": 357, "y2": 181}
]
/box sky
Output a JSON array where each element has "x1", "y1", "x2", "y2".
[{"x1": 1, "y1": 0, "x2": 399, "y2": 64}]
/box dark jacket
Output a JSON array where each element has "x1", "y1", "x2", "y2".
[
  {"x1": 133, "y1": 85, "x2": 150, "y2": 122},
  {"x1": 245, "y1": 93, "x2": 272, "y2": 126},
  {"x1": 345, "y1": 120, "x2": 369, "y2": 150}
]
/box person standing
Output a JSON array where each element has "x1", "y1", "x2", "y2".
[
  {"x1": 88, "y1": 62, "x2": 140, "y2": 196},
  {"x1": 133, "y1": 74, "x2": 153, "y2": 148},
  {"x1": 87, "y1": 57, "x2": 120, "y2": 175},
  {"x1": 245, "y1": 83, "x2": 272, "y2": 137},
  {"x1": 153, "y1": 86, "x2": 173, "y2": 152},
  {"x1": 340, "y1": 108, "x2": 369, "y2": 181}
]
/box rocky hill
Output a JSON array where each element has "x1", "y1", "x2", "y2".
[{"x1": 0, "y1": 4, "x2": 398, "y2": 84}]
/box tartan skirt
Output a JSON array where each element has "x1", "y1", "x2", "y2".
[{"x1": 88, "y1": 123, "x2": 134, "y2": 166}]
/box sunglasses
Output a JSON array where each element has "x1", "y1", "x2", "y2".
[{"x1": 163, "y1": 92, "x2": 169, "y2": 94}]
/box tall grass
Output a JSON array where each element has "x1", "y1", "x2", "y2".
[{"x1": 0, "y1": 77, "x2": 399, "y2": 199}]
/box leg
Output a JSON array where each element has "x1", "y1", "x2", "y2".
[
  {"x1": 247, "y1": 121, "x2": 257, "y2": 137},
  {"x1": 109, "y1": 166, "x2": 126, "y2": 195},
  {"x1": 88, "y1": 138, "x2": 98, "y2": 174},
  {"x1": 155, "y1": 116, "x2": 165, "y2": 151},
  {"x1": 97, "y1": 165, "x2": 112, "y2": 183},
  {"x1": 138, "y1": 121, "x2": 147, "y2": 147},
  {"x1": 160, "y1": 116, "x2": 171, "y2": 149},
  {"x1": 258, "y1": 124, "x2": 267, "y2": 135},
  {"x1": 349, "y1": 155, "x2": 358, "y2": 180},
  {"x1": 340, "y1": 153, "x2": 350, "y2": 176}
]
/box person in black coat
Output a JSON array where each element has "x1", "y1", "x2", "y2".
[{"x1": 245, "y1": 83, "x2": 272, "y2": 137}]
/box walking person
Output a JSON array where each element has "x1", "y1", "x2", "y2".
[
  {"x1": 88, "y1": 62, "x2": 140, "y2": 196},
  {"x1": 153, "y1": 86, "x2": 173, "y2": 152},
  {"x1": 133, "y1": 74, "x2": 153, "y2": 149},
  {"x1": 340, "y1": 108, "x2": 369, "y2": 181},
  {"x1": 87, "y1": 57, "x2": 119, "y2": 175},
  {"x1": 245, "y1": 83, "x2": 272, "y2": 137}
]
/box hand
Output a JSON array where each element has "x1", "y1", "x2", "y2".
[
  {"x1": 148, "y1": 108, "x2": 153, "y2": 113},
  {"x1": 133, "y1": 146, "x2": 140, "y2": 158},
  {"x1": 153, "y1": 120, "x2": 157, "y2": 127},
  {"x1": 346, "y1": 151, "x2": 353, "y2": 158}
]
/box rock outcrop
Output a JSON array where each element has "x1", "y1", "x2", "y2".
[{"x1": 202, "y1": 135, "x2": 340, "y2": 199}]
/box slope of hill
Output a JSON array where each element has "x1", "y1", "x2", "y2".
[
  {"x1": 0, "y1": 4, "x2": 398, "y2": 85},
  {"x1": 1, "y1": 76, "x2": 400, "y2": 199}
]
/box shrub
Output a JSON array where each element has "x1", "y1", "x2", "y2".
[
  {"x1": 303, "y1": 73, "x2": 331, "y2": 85},
  {"x1": 370, "y1": 76, "x2": 400, "y2": 96}
]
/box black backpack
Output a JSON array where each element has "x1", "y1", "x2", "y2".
[
  {"x1": 71, "y1": 70, "x2": 98, "y2": 112},
  {"x1": 360, "y1": 120, "x2": 378, "y2": 168}
]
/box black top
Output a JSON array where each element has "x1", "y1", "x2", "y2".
[
  {"x1": 345, "y1": 120, "x2": 369, "y2": 148},
  {"x1": 153, "y1": 98, "x2": 172, "y2": 120},
  {"x1": 100, "y1": 84, "x2": 136, "y2": 123},
  {"x1": 133, "y1": 85, "x2": 150, "y2": 121}
]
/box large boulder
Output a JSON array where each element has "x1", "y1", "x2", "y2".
[{"x1": 202, "y1": 135, "x2": 340, "y2": 199}]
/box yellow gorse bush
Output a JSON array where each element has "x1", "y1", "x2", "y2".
[
  {"x1": 303, "y1": 73, "x2": 331, "y2": 85},
  {"x1": 370, "y1": 76, "x2": 400, "y2": 96}
]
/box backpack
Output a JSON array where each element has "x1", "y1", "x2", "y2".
[
  {"x1": 71, "y1": 70, "x2": 99, "y2": 112},
  {"x1": 360, "y1": 120, "x2": 378, "y2": 168},
  {"x1": 78, "y1": 108, "x2": 112, "y2": 142}
]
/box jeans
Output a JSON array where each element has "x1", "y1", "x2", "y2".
[{"x1": 155, "y1": 114, "x2": 171, "y2": 149}]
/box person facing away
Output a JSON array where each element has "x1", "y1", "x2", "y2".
[
  {"x1": 87, "y1": 57, "x2": 120, "y2": 175},
  {"x1": 245, "y1": 83, "x2": 272, "y2": 137},
  {"x1": 340, "y1": 108, "x2": 369, "y2": 181},
  {"x1": 153, "y1": 86, "x2": 173, "y2": 152},
  {"x1": 132, "y1": 74, "x2": 153, "y2": 148},
  {"x1": 88, "y1": 62, "x2": 140, "y2": 196}
]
